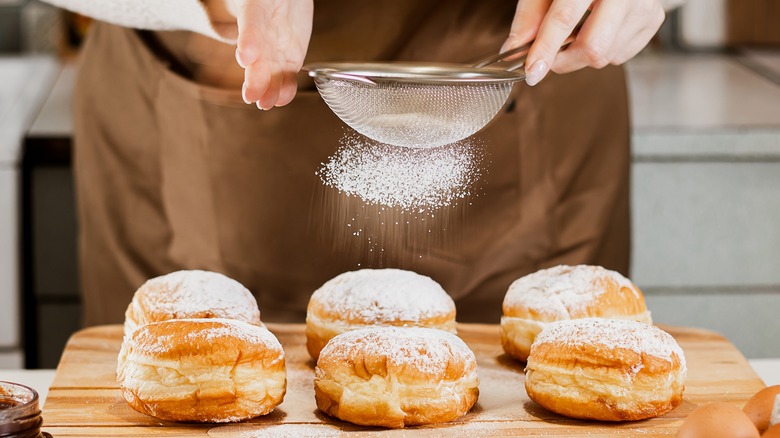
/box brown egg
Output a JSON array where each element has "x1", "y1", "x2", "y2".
[
  {"x1": 763, "y1": 425, "x2": 780, "y2": 438},
  {"x1": 677, "y1": 402, "x2": 760, "y2": 438},
  {"x1": 744, "y1": 386, "x2": 780, "y2": 433}
]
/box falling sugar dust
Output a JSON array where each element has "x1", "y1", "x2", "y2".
[
  {"x1": 318, "y1": 134, "x2": 483, "y2": 210},
  {"x1": 313, "y1": 134, "x2": 485, "y2": 267}
]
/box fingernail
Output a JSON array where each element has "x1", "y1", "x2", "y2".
[
  {"x1": 500, "y1": 39, "x2": 515, "y2": 54},
  {"x1": 235, "y1": 48, "x2": 247, "y2": 68},
  {"x1": 241, "y1": 82, "x2": 251, "y2": 104},
  {"x1": 525, "y1": 60, "x2": 548, "y2": 86},
  {"x1": 256, "y1": 101, "x2": 268, "y2": 111}
]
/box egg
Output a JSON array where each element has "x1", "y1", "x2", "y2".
[
  {"x1": 744, "y1": 386, "x2": 780, "y2": 433},
  {"x1": 763, "y1": 425, "x2": 780, "y2": 438},
  {"x1": 677, "y1": 402, "x2": 760, "y2": 438}
]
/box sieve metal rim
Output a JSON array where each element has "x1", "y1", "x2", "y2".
[{"x1": 304, "y1": 62, "x2": 526, "y2": 85}]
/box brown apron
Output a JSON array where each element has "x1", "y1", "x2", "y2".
[{"x1": 73, "y1": 0, "x2": 630, "y2": 325}]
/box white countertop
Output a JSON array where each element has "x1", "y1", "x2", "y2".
[
  {"x1": 1, "y1": 361, "x2": 778, "y2": 408},
  {"x1": 626, "y1": 52, "x2": 780, "y2": 160},
  {"x1": 628, "y1": 53, "x2": 780, "y2": 130},
  {"x1": 749, "y1": 359, "x2": 780, "y2": 387}
]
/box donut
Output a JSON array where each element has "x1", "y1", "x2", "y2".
[
  {"x1": 124, "y1": 270, "x2": 262, "y2": 337},
  {"x1": 305, "y1": 269, "x2": 456, "y2": 360},
  {"x1": 501, "y1": 265, "x2": 651, "y2": 361},
  {"x1": 524, "y1": 318, "x2": 686, "y2": 421},
  {"x1": 314, "y1": 326, "x2": 479, "y2": 428},
  {"x1": 117, "y1": 318, "x2": 286, "y2": 422}
]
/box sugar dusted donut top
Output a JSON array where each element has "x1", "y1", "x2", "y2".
[
  {"x1": 128, "y1": 318, "x2": 282, "y2": 360},
  {"x1": 125, "y1": 270, "x2": 261, "y2": 334},
  {"x1": 317, "y1": 326, "x2": 475, "y2": 380},
  {"x1": 534, "y1": 318, "x2": 686, "y2": 370},
  {"x1": 503, "y1": 265, "x2": 646, "y2": 320},
  {"x1": 309, "y1": 269, "x2": 455, "y2": 323}
]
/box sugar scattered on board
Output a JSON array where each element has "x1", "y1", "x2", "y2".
[{"x1": 208, "y1": 423, "x2": 341, "y2": 438}]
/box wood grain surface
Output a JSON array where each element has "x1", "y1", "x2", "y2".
[{"x1": 42, "y1": 323, "x2": 765, "y2": 437}]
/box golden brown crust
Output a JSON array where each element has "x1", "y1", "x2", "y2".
[
  {"x1": 524, "y1": 319, "x2": 686, "y2": 422},
  {"x1": 117, "y1": 318, "x2": 286, "y2": 423},
  {"x1": 525, "y1": 381, "x2": 683, "y2": 422},
  {"x1": 500, "y1": 265, "x2": 652, "y2": 362},
  {"x1": 305, "y1": 269, "x2": 457, "y2": 360},
  {"x1": 313, "y1": 327, "x2": 479, "y2": 428},
  {"x1": 305, "y1": 327, "x2": 332, "y2": 362}
]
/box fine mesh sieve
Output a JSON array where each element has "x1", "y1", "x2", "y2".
[
  {"x1": 305, "y1": 35, "x2": 577, "y2": 148},
  {"x1": 305, "y1": 64, "x2": 522, "y2": 149}
]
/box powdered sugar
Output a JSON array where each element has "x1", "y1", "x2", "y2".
[
  {"x1": 504, "y1": 265, "x2": 641, "y2": 319},
  {"x1": 131, "y1": 270, "x2": 261, "y2": 327},
  {"x1": 310, "y1": 269, "x2": 455, "y2": 322},
  {"x1": 319, "y1": 326, "x2": 475, "y2": 377},
  {"x1": 317, "y1": 134, "x2": 483, "y2": 211},
  {"x1": 209, "y1": 423, "x2": 341, "y2": 437},
  {"x1": 131, "y1": 318, "x2": 282, "y2": 357},
  {"x1": 534, "y1": 318, "x2": 686, "y2": 368}
]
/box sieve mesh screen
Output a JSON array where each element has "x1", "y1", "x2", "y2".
[{"x1": 315, "y1": 79, "x2": 513, "y2": 148}]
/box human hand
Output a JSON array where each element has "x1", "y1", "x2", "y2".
[
  {"x1": 502, "y1": 0, "x2": 665, "y2": 86},
  {"x1": 227, "y1": 0, "x2": 313, "y2": 109}
]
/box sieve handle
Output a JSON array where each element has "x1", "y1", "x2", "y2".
[
  {"x1": 476, "y1": 10, "x2": 589, "y2": 73},
  {"x1": 473, "y1": 34, "x2": 577, "y2": 73},
  {"x1": 472, "y1": 42, "x2": 532, "y2": 71}
]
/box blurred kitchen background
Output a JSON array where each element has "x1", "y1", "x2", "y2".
[{"x1": 1, "y1": 0, "x2": 779, "y2": 369}]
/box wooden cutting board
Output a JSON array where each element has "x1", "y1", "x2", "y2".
[{"x1": 42, "y1": 323, "x2": 765, "y2": 437}]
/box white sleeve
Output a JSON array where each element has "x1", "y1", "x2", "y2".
[{"x1": 41, "y1": 0, "x2": 236, "y2": 43}]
